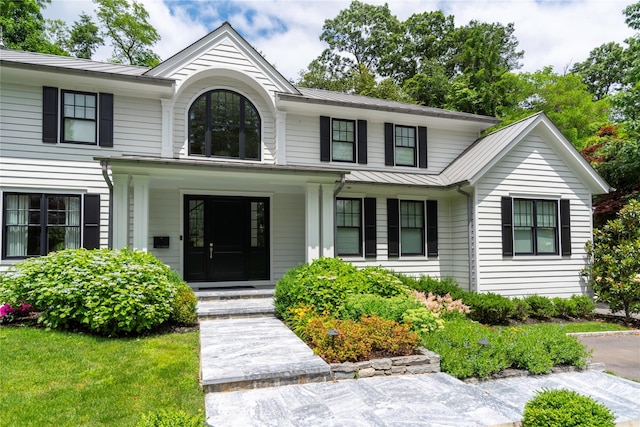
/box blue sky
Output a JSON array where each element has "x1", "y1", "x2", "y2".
[{"x1": 43, "y1": 0, "x2": 635, "y2": 80}]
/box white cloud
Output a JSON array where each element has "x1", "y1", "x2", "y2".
[{"x1": 42, "y1": 0, "x2": 636, "y2": 79}]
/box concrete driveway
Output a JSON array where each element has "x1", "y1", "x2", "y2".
[{"x1": 575, "y1": 331, "x2": 640, "y2": 382}]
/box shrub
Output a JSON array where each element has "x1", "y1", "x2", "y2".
[
  {"x1": 511, "y1": 297, "x2": 529, "y2": 321},
  {"x1": 583, "y1": 199, "x2": 640, "y2": 318},
  {"x1": 465, "y1": 293, "x2": 514, "y2": 325},
  {"x1": 304, "y1": 315, "x2": 419, "y2": 363},
  {"x1": 524, "y1": 295, "x2": 557, "y2": 319},
  {"x1": 136, "y1": 409, "x2": 204, "y2": 427},
  {"x1": 570, "y1": 294, "x2": 596, "y2": 317},
  {"x1": 411, "y1": 290, "x2": 470, "y2": 319},
  {"x1": 171, "y1": 282, "x2": 198, "y2": 326},
  {"x1": 403, "y1": 307, "x2": 444, "y2": 334},
  {"x1": 340, "y1": 293, "x2": 423, "y2": 323},
  {"x1": 0, "y1": 248, "x2": 177, "y2": 336},
  {"x1": 522, "y1": 389, "x2": 615, "y2": 427},
  {"x1": 409, "y1": 275, "x2": 466, "y2": 300},
  {"x1": 274, "y1": 257, "x2": 407, "y2": 321}
]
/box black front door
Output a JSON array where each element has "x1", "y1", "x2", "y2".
[{"x1": 184, "y1": 196, "x2": 269, "y2": 282}]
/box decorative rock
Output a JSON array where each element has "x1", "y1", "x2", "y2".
[
  {"x1": 330, "y1": 362, "x2": 356, "y2": 373},
  {"x1": 333, "y1": 371, "x2": 356, "y2": 380},
  {"x1": 371, "y1": 358, "x2": 392, "y2": 370},
  {"x1": 354, "y1": 361, "x2": 372, "y2": 370},
  {"x1": 358, "y1": 368, "x2": 376, "y2": 378},
  {"x1": 391, "y1": 366, "x2": 406, "y2": 374}
]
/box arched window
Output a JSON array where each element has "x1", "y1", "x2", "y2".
[{"x1": 188, "y1": 90, "x2": 261, "y2": 160}]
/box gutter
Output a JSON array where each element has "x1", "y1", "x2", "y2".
[
  {"x1": 100, "y1": 160, "x2": 114, "y2": 249},
  {"x1": 456, "y1": 185, "x2": 476, "y2": 293}
]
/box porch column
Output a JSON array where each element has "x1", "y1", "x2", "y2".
[
  {"x1": 305, "y1": 183, "x2": 321, "y2": 263},
  {"x1": 131, "y1": 175, "x2": 149, "y2": 252},
  {"x1": 112, "y1": 174, "x2": 129, "y2": 249},
  {"x1": 321, "y1": 184, "x2": 335, "y2": 257},
  {"x1": 160, "y1": 99, "x2": 174, "y2": 158}
]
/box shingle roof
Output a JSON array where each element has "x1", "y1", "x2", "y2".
[
  {"x1": 282, "y1": 87, "x2": 501, "y2": 125},
  {"x1": 345, "y1": 170, "x2": 445, "y2": 187},
  {"x1": 441, "y1": 113, "x2": 543, "y2": 185}
]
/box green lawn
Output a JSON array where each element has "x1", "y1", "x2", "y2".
[
  {"x1": 0, "y1": 327, "x2": 203, "y2": 427},
  {"x1": 555, "y1": 321, "x2": 632, "y2": 334}
]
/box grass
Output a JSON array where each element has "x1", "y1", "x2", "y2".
[
  {"x1": 555, "y1": 321, "x2": 632, "y2": 333},
  {"x1": 0, "y1": 326, "x2": 203, "y2": 427}
]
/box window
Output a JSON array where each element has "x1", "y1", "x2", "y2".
[
  {"x1": 3, "y1": 193, "x2": 81, "y2": 258},
  {"x1": 395, "y1": 126, "x2": 416, "y2": 166},
  {"x1": 42, "y1": 87, "x2": 113, "y2": 146},
  {"x1": 400, "y1": 200, "x2": 424, "y2": 255},
  {"x1": 250, "y1": 201, "x2": 266, "y2": 248},
  {"x1": 332, "y1": 119, "x2": 356, "y2": 162},
  {"x1": 62, "y1": 91, "x2": 96, "y2": 143},
  {"x1": 384, "y1": 123, "x2": 427, "y2": 168},
  {"x1": 188, "y1": 90, "x2": 261, "y2": 160},
  {"x1": 320, "y1": 117, "x2": 367, "y2": 164},
  {"x1": 502, "y1": 197, "x2": 569, "y2": 256},
  {"x1": 336, "y1": 198, "x2": 362, "y2": 256}
]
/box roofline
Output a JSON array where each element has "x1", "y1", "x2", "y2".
[
  {"x1": 0, "y1": 59, "x2": 175, "y2": 86},
  {"x1": 278, "y1": 92, "x2": 500, "y2": 125}
]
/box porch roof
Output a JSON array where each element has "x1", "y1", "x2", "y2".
[{"x1": 345, "y1": 170, "x2": 447, "y2": 188}]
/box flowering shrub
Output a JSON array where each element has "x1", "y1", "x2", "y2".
[
  {"x1": 0, "y1": 249, "x2": 182, "y2": 336},
  {"x1": 0, "y1": 301, "x2": 33, "y2": 324},
  {"x1": 403, "y1": 307, "x2": 444, "y2": 334},
  {"x1": 412, "y1": 290, "x2": 470, "y2": 318},
  {"x1": 304, "y1": 315, "x2": 419, "y2": 363}
]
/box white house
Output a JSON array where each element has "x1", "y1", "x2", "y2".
[{"x1": 0, "y1": 23, "x2": 610, "y2": 297}]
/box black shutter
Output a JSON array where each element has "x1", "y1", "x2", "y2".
[
  {"x1": 320, "y1": 116, "x2": 331, "y2": 162},
  {"x1": 357, "y1": 120, "x2": 367, "y2": 164},
  {"x1": 42, "y1": 86, "x2": 58, "y2": 143},
  {"x1": 560, "y1": 199, "x2": 571, "y2": 256},
  {"x1": 83, "y1": 194, "x2": 100, "y2": 249},
  {"x1": 99, "y1": 93, "x2": 114, "y2": 147},
  {"x1": 501, "y1": 196, "x2": 513, "y2": 256},
  {"x1": 384, "y1": 122, "x2": 394, "y2": 166},
  {"x1": 426, "y1": 200, "x2": 438, "y2": 257},
  {"x1": 364, "y1": 197, "x2": 376, "y2": 257},
  {"x1": 387, "y1": 198, "x2": 399, "y2": 257},
  {"x1": 418, "y1": 126, "x2": 427, "y2": 169}
]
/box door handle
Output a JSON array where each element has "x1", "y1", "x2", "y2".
[{"x1": 209, "y1": 243, "x2": 213, "y2": 259}]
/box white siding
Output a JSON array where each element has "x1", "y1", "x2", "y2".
[
  {"x1": 285, "y1": 113, "x2": 479, "y2": 174},
  {"x1": 474, "y1": 132, "x2": 593, "y2": 297},
  {"x1": 272, "y1": 193, "x2": 305, "y2": 280},
  {"x1": 449, "y1": 194, "x2": 471, "y2": 291},
  {"x1": 148, "y1": 189, "x2": 181, "y2": 271}
]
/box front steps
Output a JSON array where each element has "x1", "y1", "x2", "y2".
[{"x1": 196, "y1": 288, "x2": 332, "y2": 395}]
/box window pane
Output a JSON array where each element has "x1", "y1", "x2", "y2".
[
  {"x1": 333, "y1": 141, "x2": 354, "y2": 161},
  {"x1": 337, "y1": 228, "x2": 360, "y2": 255},
  {"x1": 64, "y1": 118, "x2": 96, "y2": 143},
  {"x1": 400, "y1": 201, "x2": 423, "y2": 255},
  {"x1": 514, "y1": 228, "x2": 533, "y2": 253},
  {"x1": 514, "y1": 200, "x2": 533, "y2": 227},
  {"x1": 401, "y1": 229, "x2": 423, "y2": 254},
  {"x1": 188, "y1": 200, "x2": 204, "y2": 248},
  {"x1": 251, "y1": 201, "x2": 266, "y2": 248},
  {"x1": 537, "y1": 228, "x2": 556, "y2": 253},
  {"x1": 395, "y1": 147, "x2": 415, "y2": 166},
  {"x1": 537, "y1": 201, "x2": 557, "y2": 228},
  {"x1": 244, "y1": 103, "x2": 261, "y2": 160}
]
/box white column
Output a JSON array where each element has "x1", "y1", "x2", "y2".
[
  {"x1": 112, "y1": 174, "x2": 129, "y2": 249},
  {"x1": 275, "y1": 111, "x2": 287, "y2": 164},
  {"x1": 305, "y1": 183, "x2": 321, "y2": 263},
  {"x1": 131, "y1": 175, "x2": 150, "y2": 252},
  {"x1": 321, "y1": 184, "x2": 335, "y2": 257},
  {"x1": 160, "y1": 98, "x2": 174, "y2": 158}
]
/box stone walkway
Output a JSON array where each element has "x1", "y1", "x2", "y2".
[{"x1": 197, "y1": 291, "x2": 640, "y2": 426}]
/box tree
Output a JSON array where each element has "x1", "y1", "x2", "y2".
[
  {"x1": 0, "y1": 0, "x2": 66, "y2": 55},
  {"x1": 612, "y1": 1, "x2": 640, "y2": 135},
  {"x1": 584, "y1": 199, "x2": 640, "y2": 319},
  {"x1": 95, "y1": 0, "x2": 161, "y2": 66},
  {"x1": 67, "y1": 12, "x2": 103, "y2": 59},
  {"x1": 571, "y1": 42, "x2": 627, "y2": 100}
]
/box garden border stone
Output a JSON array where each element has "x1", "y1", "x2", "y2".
[{"x1": 329, "y1": 347, "x2": 440, "y2": 380}]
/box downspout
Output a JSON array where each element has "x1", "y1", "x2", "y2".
[
  {"x1": 456, "y1": 185, "x2": 476, "y2": 292},
  {"x1": 334, "y1": 173, "x2": 346, "y2": 196},
  {"x1": 100, "y1": 160, "x2": 113, "y2": 249}
]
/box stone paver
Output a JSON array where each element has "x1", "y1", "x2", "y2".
[
  {"x1": 205, "y1": 371, "x2": 640, "y2": 426},
  {"x1": 200, "y1": 317, "x2": 330, "y2": 392}
]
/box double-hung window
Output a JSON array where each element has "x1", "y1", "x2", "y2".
[
  {"x1": 336, "y1": 198, "x2": 362, "y2": 256},
  {"x1": 2, "y1": 193, "x2": 100, "y2": 259},
  {"x1": 400, "y1": 200, "x2": 424, "y2": 255},
  {"x1": 502, "y1": 196, "x2": 571, "y2": 257},
  {"x1": 387, "y1": 199, "x2": 438, "y2": 258},
  {"x1": 395, "y1": 126, "x2": 416, "y2": 166},
  {"x1": 332, "y1": 119, "x2": 356, "y2": 162},
  {"x1": 62, "y1": 91, "x2": 97, "y2": 143}
]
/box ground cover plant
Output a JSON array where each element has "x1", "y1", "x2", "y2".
[
  {"x1": 522, "y1": 389, "x2": 615, "y2": 427},
  {"x1": 0, "y1": 248, "x2": 197, "y2": 335},
  {"x1": 0, "y1": 327, "x2": 204, "y2": 427}
]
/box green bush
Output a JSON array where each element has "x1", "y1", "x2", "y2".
[
  {"x1": 340, "y1": 293, "x2": 423, "y2": 323},
  {"x1": 522, "y1": 389, "x2": 615, "y2": 427},
  {"x1": 422, "y1": 318, "x2": 589, "y2": 379},
  {"x1": 511, "y1": 297, "x2": 529, "y2": 321},
  {"x1": 465, "y1": 293, "x2": 514, "y2": 325},
  {"x1": 584, "y1": 199, "x2": 640, "y2": 318},
  {"x1": 403, "y1": 307, "x2": 444, "y2": 334},
  {"x1": 409, "y1": 275, "x2": 466, "y2": 300},
  {"x1": 171, "y1": 282, "x2": 198, "y2": 326},
  {"x1": 0, "y1": 248, "x2": 178, "y2": 336},
  {"x1": 304, "y1": 315, "x2": 419, "y2": 363},
  {"x1": 570, "y1": 294, "x2": 596, "y2": 317},
  {"x1": 524, "y1": 295, "x2": 557, "y2": 319},
  {"x1": 274, "y1": 257, "x2": 407, "y2": 321},
  {"x1": 136, "y1": 409, "x2": 204, "y2": 427}
]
